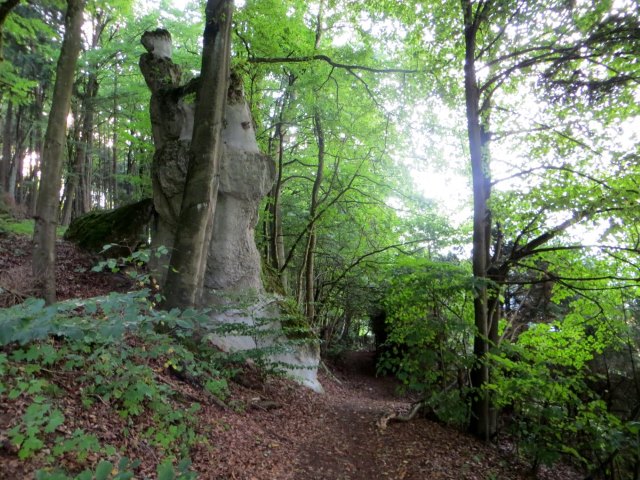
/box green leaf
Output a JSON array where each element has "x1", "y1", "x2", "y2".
[
  {"x1": 19, "y1": 436, "x2": 44, "y2": 459},
  {"x1": 157, "y1": 460, "x2": 176, "y2": 480},
  {"x1": 44, "y1": 409, "x2": 65, "y2": 433},
  {"x1": 95, "y1": 460, "x2": 114, "y2": 480}
]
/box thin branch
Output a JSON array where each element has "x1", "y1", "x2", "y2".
[
  {"x1": 323, "y1": 238, "x2": 430, "y2": 293},
  {"x1": 248, "y1": 55, "x2": 419, "y2": 74},
  {"x1": 280, "y1": 160, "x2": 365, "y2": 272},
  {"x1": 491, "y1": 165, "x2": 614, "y2": 190}
]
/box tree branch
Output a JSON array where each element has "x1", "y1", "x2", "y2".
[{"x1": 248, "y1": 55, "x2": 418, "y2": 74}]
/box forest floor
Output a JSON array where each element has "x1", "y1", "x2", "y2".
[{"x1": 0, "y1": 234, "x2": 582, "y2": 479}]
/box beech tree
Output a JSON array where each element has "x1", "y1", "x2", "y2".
[
  {"x1": 162, "y1": 0, "x2": 234, "y2": 308},
  {"x1": 32, "y1": 0, "x2": 85, "y2": 304},
  {"x1": 459, "y1": 0, "x2": 640, "y2": 440}
]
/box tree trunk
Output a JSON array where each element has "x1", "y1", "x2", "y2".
[
  {"x1": 162, "y1": 0, "x2": 234, "y2": 309},
  {"x1": 111, "y1": 74, "x2": 118, "y2": 208},
  {"x1": 60, "y1": 110, "x2": 80, "y2": 225},
  {"x1": 462, "y1": 0, "x2": 496, "y2": 441},
  {"x1": 303, "y1": 110, "x2": 325, "y2": 323},
  {"x1": 266, "y1": 75, "x2": 295, "y2": 293},
  {"x1": 62, "y1": 73, "x2": 98, "y2": 226},
  {"x1": 28, "y1": 86, "x2": 45, "y2": 216},
  {"x1": 1, "y1": 100, "x2": 12, "y2": 194},
  {"x1": 301, "y1": 7, "x2": 325, "y2": 323},
  {"x1": 8, "y1": 106, "x2": 27, "y2": 204},
  {"x1": 32, "y1": 0, "x2": 85, "y2": 304}
]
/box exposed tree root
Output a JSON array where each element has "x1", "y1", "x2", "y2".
[
  {"x1": 376, "y1": 400, "x2": 424, "y2": 432},
  {"x1": 320, "y1": 360, "x2": 343, "y2": 385},
  {"x1": 0, "y1": 284, "x2": 28, "y2": 308}
]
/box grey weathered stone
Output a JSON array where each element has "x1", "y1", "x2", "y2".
[{"x1": 139, "y1": 30, "x2": 322, "y2": 393}]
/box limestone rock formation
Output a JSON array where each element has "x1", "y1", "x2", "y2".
[{"x1": 139, "y1": 29, "x2": 322, "y2": 393}]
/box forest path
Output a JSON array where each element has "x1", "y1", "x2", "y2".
[{"x1": 287, "y1": 351, "x2": 576, "y2": 480}]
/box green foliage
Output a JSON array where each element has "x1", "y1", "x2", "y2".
[
  {"x1": 34, "y1": 456, "x2": 196, "y2": 480},
  {"x1": 7, "y1": 399, "x2": 65, "y2": 459},
  {"x1": 378, "y1": 257, "x2": 474, "y2": 425},
  {"x1": 91, "y1": 244, "x2": 169, "y2": 302},
  {"x1": 0, "y1": 290, "x2": 227, "y2": 474},
  {"x1": 278, "y1": 297, "x2": 316, "y2": 340},
  {"x1": 487, "y1": 299, "x2": 636, "y2": 473},
  {"x1": 0, "y1": 218, "x2": 66, "y2": 237},
  {"x1": 0, "y1": 240, "x2": 315, "y2": 475}
]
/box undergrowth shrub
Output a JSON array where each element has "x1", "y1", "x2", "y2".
[
  {"x1": 488, "y1": 307, "x2": 640, "y2": 478},
  {"x1": 377, "y1": 258, "x2": 475, "y2": 427},
  {"x1": 0, "y1": 286, "x2": 305, "y2": 477},
  {"x1": 379, "y1": 256, "x2": 640, "y2": 478}
]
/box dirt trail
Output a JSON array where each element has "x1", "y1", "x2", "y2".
[{"x1": 287, "y1": 351, "x2": 578, "y2": 480}]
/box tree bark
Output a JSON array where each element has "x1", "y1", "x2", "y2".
[
  {"x1": 28, "y1": 86, "x2": 45, "y2": 216},
  {"x1": 32, "y1": 0, "x2": 85, "y2": 304},
  {"x1": 8, "y1": 105, "x2": 27, "y2": 203},
  {"x1": 462, "y1": 0, "x2": 497, "y2": 441},
  {"x1": 301, "y1": 4, "x2": 326, "y2": 323},
  {"x1": 1, "y1": 100, "x2": 12, "y2": 194},
  {"x1": 303, "y1": 110, "x2": 325, "y2": 323},
  {"x1": 61, "y1": 73, "x2": 97, "y2": 225},
  {"x1": 266, "y1": 74, "x2": 295, "y2": 293},
  {"x1": 110, "y1": 74, "x2": 118, "y2": 208},
  {"x1": 162, "y1": 0, "x2": 233, "y2": 309}
]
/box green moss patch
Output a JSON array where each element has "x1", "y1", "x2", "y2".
[{"x1": 63, "y1": 198, "x2": 154, "y2": 256}]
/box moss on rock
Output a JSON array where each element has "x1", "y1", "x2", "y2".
[
  {"x1": 64, "y1": 198, "x2": 154, "y2": 256},
  {"x1": 277, "y1": 297, "x2": 317, "y2": 341}
]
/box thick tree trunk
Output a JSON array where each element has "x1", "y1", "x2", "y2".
[
  {"x1": 32, "y1": 0, "x2": 85, "y2": 304},
  {"x1": 162, "y1": 0, "x2": 234, "y2": 308}
]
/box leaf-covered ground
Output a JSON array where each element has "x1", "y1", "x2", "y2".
[
  {"x1": 0, "y1": 234, "x2": 132, "y2": 308},
  {"x1": 0, "y1": 234, "x2": 582, "y2": 479}
]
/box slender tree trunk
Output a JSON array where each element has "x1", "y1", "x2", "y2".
[
  {"x1": 32, "y1": 0, "x2": 85, "y2": 304},
  {"x1": 11, "y1": 106, "x2": 29, "y2": 204},
  {"x1": 266, "y1": 75, "x2": 294, "y2": 292},
  {"x1": 7, "y1": 116, "x2": 25, "y2": 203},
  {"x1": 61, "y1": 74, "x2": 97, "y2": 225},
  {"x1": 111, "y1": 74, "x2": 118, "y2": 208},
  {"x1": 60, "y1": 111, "x2": 81, "y2": 225},
  {"x1": 1, "y1": 100, "x2": 12, "y2": 194},
  {"x1": 124, "y1": 128, "x2": 135, "y2": 198},
  {"x1": 301, "y1": 4, "x2": 325, "y2": 323},
  {"x1": 303, "y1": 110, "x2": 325, "y2": 323},
  {"x1": 462, "y1": 0, "x2": 496, "y2": 441},
  {"x1": 29, "y1": 86, "x2": 45, "y2": 216},
  {"x1": 162, "y1": 0, "x2": 234, "y2": 309}
]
